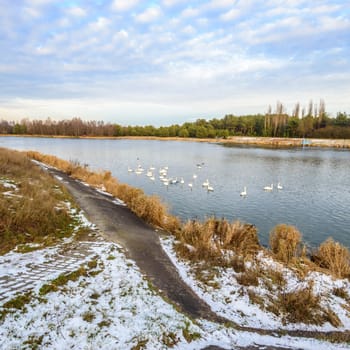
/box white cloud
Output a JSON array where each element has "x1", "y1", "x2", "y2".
[
  {"x1": 162, "y1": 0, "x2": 186, "y2": 7},
  {"x1": 319, "y1": 15, "x2": 350, "y2": 32},
  {"x1": 207, "y1": 0, "x2": 237, "y2": 9},
  {"x1": 180, "y1": 7, "x2": 200, "y2": 18},
  {"x1": 111, "y1": 0, "x2": 139, "y2": 12},
  {"x1": 88, "y1": 17, "x2": 111, "y2": 31},
  {"x1": 113, "y1": 30, "x2": 129, "y2": 41},
  {"x1": 220, "y1": 8, "x2": 241, "y2": 21},
  {"x1": 22, "y1": 6, "x2": 41, "y2": 18},
  {"x1": 67, "y1": 6, "x2": 87, "y2": 17},
  {"x1": 25, "y1": 0, "x2": 54, "y2": 6},
  {"x1": 135, "y1": 7, "x2": 162, "y2": 23},
  {"x1": 182, "y1": 25, "x2": 196, "y2": 35},
  {"x1": 35, "y1": 45, "x2": 53, "y2": 55},
  {"x1": 197, "y1": 17, "x2": 209, "y2": 26}
]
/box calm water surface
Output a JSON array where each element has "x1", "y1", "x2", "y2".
[{"x1": 2, "y1": 136, "x2": 349, "y2": 247}]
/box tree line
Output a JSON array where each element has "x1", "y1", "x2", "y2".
[{"x1": 1, "y1": 100, "x2": 350, "y2": 139}]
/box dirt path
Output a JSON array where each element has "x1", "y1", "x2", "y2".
[
  {"x1": 47, "y1": 167, "x2": 349, "y2": 348},
  {"x1": 48, "y1": 167, "x2": 224, "y2": 322}
]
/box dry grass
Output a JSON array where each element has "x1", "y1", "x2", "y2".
[
  {"x1": 273, "y1": 282, "x2": 342, "y2": 327},
  {"x1": 236, "y1": 268, "x2": 259, "y2": 287},
  {"x1": 26, "y1": 151, "x2": 181, "y2": 232},
  {"x1": 312, "y1": 238, "x2": 350, "y2": 279},
  {"x1": 260, "y1": 267, "x2": 286, "y2": 292},
  {"x1": 333, "y1": 287, "x2": 350, "y2": 301},
  {"x1": 269, "y1": 224, "x2": 303, "y2": 264},
  {"x1": 216, "y1": 219, "x2": 260, "y2": 256},
  {"x1": 175, "y1": 220, "x2": 221, "y2": 262},
  {"x1": 175, "y1": 217, "x2": 260, "y2": 265},
  {"x1": 0, "y1": 148, "x2": 78, "y2": 254}
]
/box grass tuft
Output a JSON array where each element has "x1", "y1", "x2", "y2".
[
  {"x1": 312, "y1": 238, "x2": 350, "y2": 279},
  {"x1": 269, "y1": 224, "x2": 303, "y2": 264}
]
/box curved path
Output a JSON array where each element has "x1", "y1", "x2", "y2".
[
  {"x1": 48, "y1": 167, "x2": 223, "y2": 322},
  {"x1": 47, "y1": 167, "x2": 349, "y2": 349}
]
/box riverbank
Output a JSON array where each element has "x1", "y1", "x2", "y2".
[
  {"x1": 1, "y1": 148, "x2": 349, "y2": 348},
  {"x1": 25, "y1": 151, "x2": 350, "y2": 339},
  {"x1": 1, "y1": 134, "x2": 350, "y2": 148}
]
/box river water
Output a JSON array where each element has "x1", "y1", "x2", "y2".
[{"x1": 2, "y1": 136, "x2": 349, "y2": 247}]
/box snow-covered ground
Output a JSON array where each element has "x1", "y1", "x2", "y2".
[
  {"x1": 0, "y1": 233, "x2": 349, "y2": 349},
  {"x1": 161, "y1": 236, "x2": 350, "y2": 335}
]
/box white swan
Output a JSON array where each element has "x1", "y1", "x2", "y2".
[
  {"x1": 193, "y1": 174, "x2": 197, "y2": 179},
  {"x1": 277, "y1": 182, "x2": 283, "y2": 190},
  {"x1": 202, "y1": 179, "x2": 209, "y2": 187},
  {"x1": 264, "y1": 184, "x2": 273, "y2": 191},
  {"x1": 240, "y1": 186, "x2": 247, "y2": 196},
  {"x1": 188, "y1": 183, "x2": 193, "y2": 189}
]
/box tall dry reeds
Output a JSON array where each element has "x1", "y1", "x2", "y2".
[
  {"x1": 175, "y1": 217, "x2": 260, "y2": 264},
  {"x1": 313, "y1": 238, "x2": 350, "y2": 279},
  {"x1": 218, "y1": 219, "x2": 260, "y2": 256},
  {"x1": 26, "y1": 151, "x2": 181, "y2": 232},
  {"x1": 269, "y1": 224, "x2": 303, "y2": 264}
]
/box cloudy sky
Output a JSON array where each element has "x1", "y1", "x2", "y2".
[{"x1": 0, "y1": 0, "x2": 349, "y2": 125}]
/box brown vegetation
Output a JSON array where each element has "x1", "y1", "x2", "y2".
[
  {"x1": 0, "y1": 148, "x2": 78, "y2": 254},
  {"x1": 174, "y1": 217, "x2": 260, "y2": 265},
  {"x1": 312, "y1": 238, "x2": 350, "y2": 279},
  {"x1": 26, "y1": 151, "x2": 180, "y2": 232},
  {"x1": 275, "y1": 283, "x2": 342, "y2": 327},
  {"x1": 269, "y1": 224, "x2": 304, "y2": 264}
]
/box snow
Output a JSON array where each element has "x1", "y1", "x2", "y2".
[
  {"x1": 1, "y1": 237, "x2": 348, "y2": 349},
  {"x1": 161, "y1": 236, "x2": 350, "y2": 333},
  {"x1": 0, "y1": 178, "x2": 21, "y2": 198}
]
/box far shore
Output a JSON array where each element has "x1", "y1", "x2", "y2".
[{"x1": 1, "y1": 134, "x2": 350, "y2": 148}]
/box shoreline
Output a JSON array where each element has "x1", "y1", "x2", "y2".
[{"x1": 1, "y1": 134, "x2": 350, "y2": 148}]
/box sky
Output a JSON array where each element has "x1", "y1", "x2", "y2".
[{"x1": 0, "y1": 0, "x2": 349, "y2": 126}]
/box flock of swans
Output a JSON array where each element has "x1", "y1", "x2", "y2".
[
  {"x1": 128, "y1": 164, "x2": 283, "y2": 196},
  {"x1": 240, "y1": 182, "x2": 283, "y2": 197},
  {"x1": 127, "y1": 164, "x2": 215, "y2": 192}
]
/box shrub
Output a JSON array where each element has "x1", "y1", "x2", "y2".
[
  {"x1": 277, "y1": 283, "x2": 323, "y2": 325},
  {"x1": 313, "y1": 238, "x2": 350, "y2": 279},
  {"x1": 269, "y1": 224, "x2": 302, "y2": 263},
  {"x1": 220, "y1": 220, "x2": 260, "y2": 257},
  {"x1": 236, "y1": 268, "x2": 259, "y2": 286}
]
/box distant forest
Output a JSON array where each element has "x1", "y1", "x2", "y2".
[{"x1": 1, "y1": 100, "x2": 350, "y2": 139}]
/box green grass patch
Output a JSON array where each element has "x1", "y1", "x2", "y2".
[
  {"x1": 182, "y1": 321, "x2": 201, "y2": 343},
  {"x1": 39, "y1": 259, "x2": 103, "y2": 296}
]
